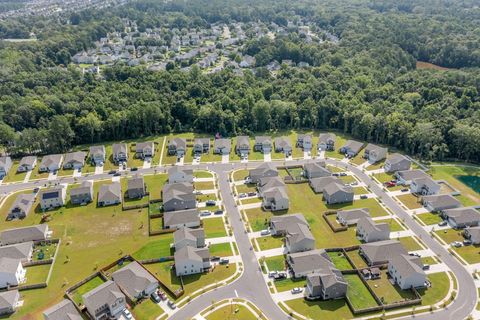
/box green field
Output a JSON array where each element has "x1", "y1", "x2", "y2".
[
  {"x1": 209, "y1": 242, "x2": 233, "y2": 257},
  {"x1": 430, "y1": 166, "x2": 480, "y2": 206},
  {"x1": 286, "y1": 298, "x2": 353, "y2": 320},
  {"x1": 206, "y1": 304, "x2": 257, "y2": 320},
  {"x1": 264, "y1": 255, "x2": 285, "y2": 271},
  {"x1": 132, "y1": 299, "x2": 164, "y2": 320},
  {"x1": 204, "y1": 217, "x2": 227, "y2": 238},
  {"x1": 257, "y1": 236, "x2": 284, "y2": 251},
  {"x1": 435, "y1": 229, "x2": 480, "y2": 263},
  {"x1": 416, "y1": 212, "x2": 443, "y2": 225}
]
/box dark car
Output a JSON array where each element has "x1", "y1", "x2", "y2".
[
  {"x1": 360, "y1": 195, "x2": 368, "y2": 199},
  {"x1": 113, "y1": 172, "x2": 121, "y2": 177},
  {"x1": 274, "y1": 273, "x2": 287, "y2": 280},
  {"x1": 401, "y1": 188, "x2": 409, "y2": 192},
  {"x1": 211, "y1": 256, "x2": 220, "y2": 261},
  {"x1": 332, "y1": 173, "x2": 339, "y2": 177},
  {"x1": 206, "y1": 200, "x2": 216, "y2": 206},
  {"x1": 248, "y1": 192, "x2": 257, "y2": 197},
  {"x1": 108, "y1": 170, "x2": 117, "y2": 174},
  {"x1": 151, "y1": 292, "x2": 161, "y2": 303},
  {"x1": 422, "y1": 264, "x2": 430, "y2": 270},
  {"x1": 214, "y1": 210, "x2": 223, "y2": 215},
  {"x1": 131, "y1": 167, "x2": 138, "y2": 171},
  {"x1": 339, "y1": 173, "x2": 347, "y2": 176}
]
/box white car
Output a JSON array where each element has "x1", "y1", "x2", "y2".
[
  {"x1": 168, "y1": 300, "x2": 177, "y2": 309},
  {"x1": 451, "y1": 241, "x2": 462, "y2": 248},
  {"x1": 268, "y1": 271, "x2": 278, "y2": 278},
  {"x1": 123, "y1": 309, "x2": 133, "y2": 319},
  {"x1": 291, "y1": 287, "x2": 303, "y2": 294},
  {"x1": 260, "y1": 229, "x2": 271, "y2": 236},
  {"x1": 200, "y1": 211, "x2": 211, "y2": 216}
]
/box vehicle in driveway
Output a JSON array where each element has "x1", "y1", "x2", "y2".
[
  {"x1": 123, "y1": 309, "x2": 133, "y2": 319},
  {"x1": 260, "y1": 229, "x2": 271, "y2": 236},
  {"x1": 238, "y1": 193, "x2": 247, "y2": 198},
  {"x1": 339, "y1": 173, "x2": 347, "y2": 176},
  {"x1": 131, "y1": 167, "x2": 138, "y2": 171},
  {"x1": 206, "y1": 200, "x2": 216, "y2": 206},
  {"x1": 463, "y1": 239, "x2": 473, "y2": 246},
  {"x1": 385, "y1": 181, "x2": 396, "y2": 187},
  {"x1": 451, "y1": 241, "x2": 462, "y2": 248},
  {"x1": 151, "y1": 292, "x2": 161, "y2": 303},
  {"x1": 219, "y1": 258, "x2": 229, "y2": 264},
  {"x1": 211, "y1": 256, "x2": 220, "y2": 261},
  {"x1": 360, "y1": 195, "x2": 368, "y2": 199},
  {"x1": 291, "y1": 287, "x2": 302, "y2": 294},
  {"x1": 268, "y1": 271, "x2": 278, "y2": 278},
  {"x1": 438, "y1": 220, "x2": 448, "y2": 227},
  {"x1": 157, "y1": 290, "x2": 167, "y2": 301},
  {"x1": 113, "y1": 172, "x2": 121, "y2": 176},
  {"x1": 200, "y1": 210, "x2": 211, "y2": 216},
  {"x1": 108, "y1": 170, "x2": 117, "y2": 174},
  {"x1": 274, "y1": 272, "x2": 287, "y2": 280},
  {"x1": 214, "y1": 210, "x2": 223, "y2": 215},
  {"x1": 247, "y1": 192, "x2": 257, "y2": 197},
  {"x1": 167, "y1": 300, "x2": 177, "y2": 309},
  {"x1": 401, "y1": 188, "x2": 409, "y2": 192},
  {"x1": 422, "y1": 264, "x2": 430, "y2": 270}
]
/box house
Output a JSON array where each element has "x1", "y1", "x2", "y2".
[
  {"x1": 388, "y1": 254, "x2": 426, "y2": 290},
  {"x1": 421, "y1": 194, "x2": 461, "y2": 212},
  {"x1": 359, "y1": 240, "x2": 407, "y2": 266},
  {"x1": 213, "y1": 138, "x2": 231, "y2": 155},
  {"x1": 285, "y1": 223, "x2": 315, "y2": 253},
  {"x1": 163, "y1": 209, "x2": 201, "y2": 229},
  {"x1": 318, "y1": 133, "x2": 336, "y2": 151},
  {"x1": 174, "y1": 227, "x2": 205, "y2": 250},
  {"x1": 236, "y1": 136, "x2": 250, "y2": 156},
  {"x1": 135, "y1": 141, "x2": 155, "y2": 159},
  {"x1": 309, "y1": 176, "x2": 342, "y2": 194},
  {"x1": 82, "y1": 280, "x2": 126, "y2": 320},
  {"x1": 39, "y1": 154, "x2": 63, "y2": 172},
  {"x1": 270, "y1": 214, "x2": 309, "y2": 236},
  {"x1": 112, "y1": 261, "x2": 158, "y2": 299},
  {"x1": 0, "y1": 157, "x2": 12, "y2": 179},
  {"x1": 7, "y1": 193, "x2": 35, "y2": 220},
  {"x1": 97, "y1": 183, "x2": 122, "y2": 206},
  {"x1": 443, "y1": 207, "x2": 480, "y2": 229},
  {"x1": 70, "y1": 181, "x2": 94, "y2": 205},
  {"x1": 323, "y1": 182, "x2": 354, "y2": 204},
  {"x1": 168, "y1": 167, "x2": 194, "y2": 184},
  {"x1": 336, "y1": 208, "x2": 370, "y2": 226},
  {"x1": 306, "y1": 268, "x2": 348, "y2": 300},
  {"x1": 248, "y1": 162, "x2": 278, "y2": 183},
  {"x1": 168, "y1": 138, "x2": 187, "y2": 157},
  {"x1": 356, "y1": 217, "x2": 390, "y2": 243},
  {"x1": 297, "y1": 134, "x2": 312, "y2": 151},
  {"x1": 0, "y1": 258, "x2": 25, "y2": 288},
  {"x1": 40, "y1": 186, "x2": 67, "y2": 210},
  {"x1": 395, "y1": 170, "x2": 430, "y2": 185},
  {"x1": 0, "y1": 290, "x2": 20, "y2": 316},
  {"x1": 17, "y1": 156, "x2": 37, "y2": 172},
  {"x1": 254, "y1": 136, "x2": 272, "y2": 153},
  {"x1": 258, "y1": 177, "x2": 289, "y2": 211},
  {"x1": 63, "y1": 151, "x2": 87, "y2": 170},
  {"x1": 162, "y1": 182, "x2": 196, "y2": 212},
  {"x1": 0, "y1": 242, "x2": 32, "y2": 262},
  {"x1": 89, "y1": 145, "x2": 106, "y2": 166},
  {"x1": 274, "y1": 137, "x2": 292, "y2": 155},
  {"x1": 384, "y1": 153, "x2": 411, "y2": 173},
  {"x1": 464, "y1": 227, "x2": 480, "y2": 244},
  {"x1": 410, "y1": 176, "x2": 441, "y2": 195},
  {"x1": 0, "y1": 225, "x2": 49, "y2": 246},
  {"x1": 363, "y1": 144, "x2": 388, "y2": 163},
  {"x1": 339, "y1": 140, "x2": 364, "y2": 157},
  {"x1": 193, "y1": 138, "x2": 210, "y2": 154},
  {"x1": 286, "y1": 249, "x2": 332, "y2": 278},
  {"x1": 112, "y1": 143, "x2": 128, "y2": 164},
  {"x1": 127, "y1": 175, "x2": 146, "y2": 199},
  {"x1": 303, "y1": 161, "x2": 329, "y2": 179},
  {"x1": 43, "y1": 299, "x2": 82, "y2": 320},
  {"x1": 174, "y1": 246, "x2": 211, "y2": 276}
]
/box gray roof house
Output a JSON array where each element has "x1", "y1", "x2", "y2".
[
  {"x1": 318, "y1": 133, "x2": 336, "y2": 151},
  {"x1": 274, "y1": 137, "x2": 292, "y2": 155},
  {"x1": 356, "y1": 217, "x2": 390, "y2": 243},
  {"x1": 443, "y1": 207, "x2": 480, "y2": 229},
  {"x1": 1, "y1": 224, "x2": 49, "y2": 246},
  {"x1": 82, "y1": 280, "x2": 126, "y2": 320},
  {"x1": 286, "y1": 249, "x2": 332, "y2": 278},
  {"x1": 40, "y1": 185, "x2": 67, "y2": 210},
  {"x1": 112, "y1": 143, "x2": 128, "y2": 164},
  {"x1": 236, "y1": 136, "x2": 250, "y2": 156},
  {"x1": 270, "y1": 214, "x2": 309, "y2": 236},
  {"x1": 168, "y1": 138, "x2": 187, "y2": 157},
  {"x1": 43, "y1": 299, "x2": 82, "y2": 320},
  {"x1": 213, "y1": 138, "x2": 231, "y2": 155},
  {"x1": 168, "y1": 167, "x2": 194, "y2": 184},
  {"x1": 0, "y1": 257, "x2": 25, "y2": 288},
  {"x1": 306, "y1": 269, "x2": 347, "y2": 301},
  {"x1": 0, "y1": 290, "x2": 19, "y2": 316},
  {"x1": 39, "y1": 154, "x2": 63, "y2": 172},
  {"x1": 70, "y1": 180, "x2": 94, "y2": 205},
  {"x1": 421, "y1": 194, "x2": 461, "y2": 212},
  {"x1": 135, "y1": 141, "x2": 155, "y2": 159},
  {"x1": 410, "y1": 176, "x2": 441, "y2": 196},
  {"x1": 164, "y1": 209, "x2": 201, "y2": 229},
  {"x1": 296, "y1": 134, "x2": 312, "y2": 151},
  {"x1": 339, "y1": 140, "x2": 364, "y2": 157},
  {"x1": 112, "y1": 261, "x2": 158, "y2": 299},
  {"x1": 384, "y1": 153, "x2": 411, "y2": 173},
  {"x1": 162, "y1": 182, "x2": 196, "y2": 212},
  {"x1": 259, "y1": 177, "x2": 289, "y2": 212},
  {"x1": 309, "y1": 176, "x2": 342, "y2": 194},
  {"x1": 359, "y1": 240, "x2": 408, "y2": 266},
  {"x1": 0, "y1": 157, "x2": 12, "y2": 179},
  {"x1": 89, "y1": 145, "x2": 106, "y2": 166},
  {"x1": 336, "y1": 208, "x2": 370, "y2": 226},
  {"x1": 303, "y1": 161, "x2": 329, "y2": 179},
  {"x1": 364, "y1": 144, "x2": 388, "y2": 163},
  {"x1": 464, "y1": 227, "x2": 480, "y2": 244},
  {"x1": 395, "y1": 169, "x2": 429, "y2": 185},
  {"x1": 285, "y1": 223, "x2": 315, "y2": 253},
  {"x1": 193, "y1": 138, "x2": 210, "y2": 154},
  {"x1": 388, "y1": 254, "x2": 426, "y2": 290},
  {"x1": 249, "y1": 162, "x2": 278, "y2": 183},
  {"x1": 7, "y1": 193, "x2": 35, "y2": 220},
  {"x1": 127, "y1": 175, "x2": 146, "y2": 199},
  {"x1": 174, "y1": 227, "x2": 205, "y2": 250},
  {"x1": 254, "y1": 136, "x2": 272, "y2": 153},
  {"x1": 323, "y1": 182, "x2": 354, "y2": 204},
  {"x1": 63, "y1": 151, "x2": 87, "y2": 170},
  {"x1": 0, "y1": 242, "x2": 33, "y2": 262},
  {"x1": 97, "y1": 183, "x2": 122, "y2": 206},
  {"x1": 17, "y1": 156, "x2": 37, "y2": 172},
  {"x1": 174, "y1": 246, "x2": 211, "y2": 276}
]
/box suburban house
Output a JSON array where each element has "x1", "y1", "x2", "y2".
[
  {"x1": 286, "y1": 249, "x2": 333, "y2": 278},
  {"x1": 174, "y1": 246, "x2": 211, "y2": 276},
  {"x1": 306, "y1": 267, "x2": 347, "y2": 300},
  {"x1": 82, "y1": 280, "x2": 126, "y2": 320},
  {"x1": 254, "y1": 136, "x2": 272, "y2": 153},
  {"x1": 339, "y1": 140, "x2": 364, "y2": 157},
  {"x1": 168, "y1": 166, "x2": 194, "y2": 184},
  {"x1": 248, "y1": 162, "x2": 278, "y2": 183},
  {"x1": 126, "y1": 175, "x2": 146, "y2": 199},
  {"x1": 112, "y1": 143, "x2": 128, "y2": 164},
  {"x1": 70, "y1": 181, "x2": 94, "y2": 205},
  {"x1": 193, "y1": 138, "x2": 210, "y2": 154},
  {"x1": 213, "y1": 138, "x2": 231, "y2": 155},
  {"x1": 270, "y1": 214, "x2": 309, "y2": 236},
  {"x1": 363, "y1": 144, "x2": 388, "y2": 163},
  {"x1": 322, "y1": 182, "x2": 354, "y2": 204},
  {"x1": 163, "y1": 209, "x2": 201, "y2": 229},
  {"x1": 296, "y1": 134, "x2": 312, "y2": 151},
  {"x1": 258, "y1": 176, "x2": 289, "y2": 211},
  {"x1": 0, "y1": 257, "x2": 26, "y2": 288},
  {"x1": 384, "y1": 153, "x2": 411, "y2": 173},
  {"x1": 112, "y1": 261, "x2": 158, "y2": 299},
  {"x1": 285, "y1": 223, "x2": 315, "y2": 253},
  {"x1": 0, "y1": 225, "x2": 49, "y2": 246},
  {"x1": 0, "y1": 290, "x2": 20, "y2": 315},
  {"x1": 359, "y1": 240, "x2": 407, "y2": 266},
  {"x1": 274, "y1": 136, "x2": 292, "y2": 155},
  {"x1": 421, "y1": 194, "x2": 461, "y2": 212},
  {"x1": 162, "y1": 182, "x2": 196, "y2": 212},
  {"x1": 97, "y1": 183, "x2": 122, "y2": 206},
  {"x1": 395, "y1": 169, "x2": 429, "y2": 185},
  {"x1": 443, "y1": 207, "x2": 480, "y2": 229},
  {"x1": 173, "y1": 227, "x2": 205, "y2": 250},
  {"x1": 168, "y1": 138, "x2": 187, "y2": 157},
  {"x1": 89, "y1": 145, "x2": 106, "y2": 166},
  {"x1": 43, "y1": 299, "x2": 82, "y2": 320},
  {"x1": 388, "y1": 254, "x2": 426, "y2": 290},
  {"x1": 39, "y1": 154, "x2": 63, "y2": 172},
  {"x1": 40, "y1": 185, "x2": 67, "y2": 210},
  {"x1": 464, "y1": 227, "x2": 480, "y2": 244},
  {"x1": 63, "y1": 151, "x2": 87, "y2": 170},
  {"x1": 0, "y1": 157, "x2": 12, "y2": 179},
  {"x1": 309, "y1": 176, "x2": 342, "y2": 194},
  {"x1": 303, "y1": 161, "x2": 330, "y2": 179},
  {"x1": 135, "y1": 141, "x2": 155, "y2": 159},
  {"x1": 0, "y1": 242, "x2": 33, "y2": 262},
  {"x1": 17, "y1": 156, "x2": 37, "y2": 172},
  {"x1": 410, "y1": 176, "x2": 441, "y2": 195},
  {"x1": 356, "y1": 217, "x2": 390, "y2": 243},
  {"x1": 318, "y1": 133, "x2": 336, "y2": 151},
  {"x1": 235, "y1": 136, "x2": 250, "y2": 156},
  {"x1": 7, "y1": 193, "x2": 35, "y2": 220},
  {"x1": 336, "y1": 208, "x2": 370, "y2": 226}
]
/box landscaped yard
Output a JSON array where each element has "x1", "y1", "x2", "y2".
[
  {"x1": 274, "y1": 277, "x2": 306, "y2": 292},
  {"x1": 132, "y1": 299, "x2": 164, "y2": 320},
  {"x1": 327, "y1": 251, "x2": 353, "y2": 270},
  {"x1": 209, "y1": 242, "x2": 233, "y2": 257},
  {"x1": 1, "y1": 160, "x2": 27, "y2": 182},
  {"x1": 374, "y1": 218, "x2": 404, "y2": 232},
  {"x1": 396, "y1": 193, "x2": 422, "y2": 210},
  {"x1": 264, "y1": 255, "x2": 285, "y2": 271},
  {"x1": 368, "y1": 270, "x2": 416, "y2": 304},
  {"x1": 195, "y1": 181, "x2": 215, "y2": 190},
  {"x1": 203, "y1": 217, "x2": 227, "y2": 238},
  {"x1": 256, "y1": 236, "x2": 284, "y2": 251},
  {"x1": 144, "y1": 173, "x2": 168, "y2": 201},
  {"x1": 286, "y1": 298, "x2": 354, "y2": 320},
  {"x1": 345, "y1": 250, "x2": 368, "y2": 269},
  {"x1": 235, "y1": 183, "x2": 256, "y2": 195},
  {"x1": 193, "y1": 170, "x2": 213, "y2": 179},
  {"x1": 233, "y1": 169, "x2": 249, "y2": 182},
  {"x1": 244, "y1": 207, "x2": 274, "y2": 232},
  {"x1": 418, "y1": 272, "x2": 451, "y2": 306},
  {"x1": 206, "y1": 304, "x2": 257, "y2": 320},
  {"x1": 344, "y1": 274, "x2": 379, "y2": 310}
]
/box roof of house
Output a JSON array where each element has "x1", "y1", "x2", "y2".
[
  {"x1": 174, "y1": 246, "x2": 210, "y2": 264},
  {"x1": 0, "y1": 241, "x2": 32, "y2": 260},
  {"x1": 43, "y1": 299, "x2": 82, "y2": 320},
  {"x1": 337, "y1": 208, "x2": 370, "y2": 223},
  {"x1": 168, "y1": 166, "x2": 193, "y2": 176},
  {"x1": 318, "y1": 133, "x2": 336, "y2": 144},
  {"x1": 422, "y1": 194, "x2": 461, "y2": 210},
  {"x1": 1, "y1": 224, "x2": 48, "y2": 245},
  {"x1": 19, "y1": 156, "x2": 37, "y2": 167},
  {"x1": 0, "y1": 290, "x2": 19, "y2": 314},
  {"x1": 274, "y1": 136, "x2": 292, "y2": 149},
  {"x1": 389, "y1": 254, "x2": 425, "y2": 279},
  {"x1": 386, "y1": 153, "x2": 409, "y2": 165},
  {"x1": 309, "y1": 176, "x2": 342, "y2": 191},
  {"x1": 255, "y1": 136, "x2": 272, "y2": 144},
  {"x1": 0, "y1": 157, "x2": 11, "y2": 166},
  {"x1": 70, "y1": 180, "x2": 93, "y2": 197},
  {"x1": 287, "y1": 249, "x2": 331, "y2": 275},
  {"x1": 64, "y1": 151, "x2": 87, "y2": 164},
  {"x1": 174, "y1": 227, "x2": 205, "y2": 244},
  {"x1": 365, "y1": 143, "x2": 387, "y2": 155},
  {"x1": 286, "y1": 223, "x2": 314, "y2": 246},
  {"x1": 136, "y1": 141, "x2": 154, "y2": 152},
  {"x1": 271, "y1": 214, "x2": 308, "y2": 233},
  {"x1": 162, "y1": 182, "x2": 195, "y2": 203},
  {"x1": 466, "y1": 226, "x2": 480, "y2": 239},
  {"x1": 127, "y1": 175, "x2": 144, "y2": 190},
  {"x1": 164, "y1": 209, "x2": 200, "y2": 227},
  {"x1": 82, "y1": 280, "x2": 125, "y2": 313},
  {"x1": 112, "y1": 261, "x2": 158, "y2": 298},
  {"x1": 323, "y1": 182, "x2": 353, "y2": 196},
  {"x1": 213, "y1": 138, "x2": 231, "y2": 149},
  {"x1": 194, "y1": 138, "x2": 210, "y2": 145},
  {"x1": 249, "y1": 162, "x2": 277, "y2": 177},
  {"x1": 360, "y1": 240, "x2": 407, "y2": 263},
  {"x1": 445, "y1": 207, "x2": 480, "y2": 224},
  {"x1": 396, "y1": 169, "x2": 429, "y2": 181},
  {"x1": 89, "y1": 145, "x2": 105, "y2": 155},
  {"x1": 357, "y1": 217, "x2": 390, "y2": 235},
  {"x1": 304, "y1": 161, "x2": 327, "y2": 173},
  {"x1": 40, "y1": 154, "x2": 63, "y2": 167},
  {"x1": 40, "y1": 186, "x2": 65, "y2": 201},
  {"x1": 236, "y1": 136, "x2": 250, "y2": 147},
  {"x1": 9, "y1": 193, "x2": 35, "y2": 213},
  {"x1": 412, "y1": 176, "x2": 440, "y2": 190},
  {"x1": 112, "y1": 143, "x2": 128, "y2": 155},
  {"x1": 308, "y1": 266, "x2": 346, "y2": 291},
  {"x1": 259, "y1": 176, "x2": 285, "y2": 190},
  {"x1": 98, "y1": 183, "x2": 122, "y2": 203},
  {"x1": 0, "y1": 257, "x2": 21, "y2": 274},
  {"x1": 297, "y1": 134, "x2": 312, "y2": 142},
  {"x1": 341, "y1": 140, "x2": 364, "y2": 153}
]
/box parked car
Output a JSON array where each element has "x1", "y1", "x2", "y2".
[
  {"x1": 350, "y1": 181, "x2": 358, "y2": 186},
  {"x1": 451, "y1": 241, "x2": 462, "y2": 248},
  {"x1": 195, "y1": 190, "x2": 203, "y2": 195},
  {"x1": 247, "y1": 192, "x2": 257, "y2": 197},
  {"x1": 200, "y1": 211, "x2": 212, "y2": 217},
  {"x1": 211, "y1": 256, "x2": 220, "y2": 261},
  {"x1": 238, "y1": 193, "x2": 247, "y2": 198},
  {"x1": 291, "y1": 287, "x2": 303, "y2": 294},
  {"x1": 113, "y1": 172, "x2": 121, "y2": 176},
  {"x1": 167, "y1": 300, "x2": 177, "y2": 309},
  {"x1": 219, "y1": 258, "x2": 229, "y2": 264},
  {"x1": 151, "y1": 292, "x2": 161, "y2": 303},
  {"x1": 123, "y1": 309, "x2": 133, "y2": 319},
  {"x1": 385, "y1": 181, "x2": 396, "y2": 187},
  {"x1": 131, "y1": 167, "x2": 138, "y2": 171},
  {"x1": 268, "y1": 271, "x2": 278, "y2": 278},
  {"x1": 401, "y1": 188, "x2": 409, "y2": 192},
  {"x1": 158, "y1": 291, "x2": 167, "y2": 301},
  {"x1": 214, "y1": 210, "x2": 223, "y2": 215},
  {"x1": 438, "y1": 220, "x2": 448, "y2": 227},
  {"x1": 422, "y1": 264, "x2": 430, "y2": 270},
  {"x1": 463, "y1": 239, "x2": 473, "y2": 246},
  {"x1": 206, "y1": 200, "x2": 216, "y2": 206},
  {"x1": 274, "y1": 273, "x2": 287, "y2": 280},
  {"x1": 260, "y1": 229, "x2": 271, "y2": 236},
  {"x1": 360, "y1": 195, "x2": 368, "y2": 199},
  {"x1": 108, "y1": 170, "x2": 117, "y2": 174},
  {"x1": 332, "y1": 173, "x2": 339, "y2": 177},
  {"x1": 339, "y1": 173, "x2": 347, "y2": 176}
]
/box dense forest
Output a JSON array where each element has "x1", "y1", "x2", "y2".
[{"x1": 0, "y1": 0, "x2": 479, "y2": 162}]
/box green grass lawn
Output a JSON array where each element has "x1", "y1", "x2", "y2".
[
  {"x1": 194, "y1": 170, "x2": 214, "y2": 179},
  {"x1": 418, "y1": 272, "x2": 451, "y2": 306},
  {"x1": 366, "y1": 160, "x2": 386, "y2": 171},
  {"x1": 244, "y1": 207, "x2": 273, "y2": 232},
  {"x1": 57, "y1": 168, "x2": 75, "y2": 177},
  {"x1": 132, "y1": 299, "x2": 164, "y2": 320},
  {"x1": 233, "y1": 170, "x2": 249, "y2": 182},
  {"x1": 209, "y1": 242, "x2": 233, "y2": 257},
  {"x1": 264, "y1": 255, "x2": 285, "y2": 271},
  {"x1": 369, "y1": 270, "x2": 416, "y2": 304},
  {"x1": 286, "y1": 298, "x2": 354, "y2": 320},
  {"x1": 25, "y1": 264, "x2": 51, "y2": 285},
  {"x1": 416, "y1": 212, "x2": 443, "y2": 225},
  {"x1": 32, "y1": 242, "x2": 57, "y2": 260},
  {"x1": 374, "y1": 218, "x2": 404, "y2": 232},
  {"x1": 203, "y1": 217, "x2": 227, "y2": 238},
  {"x1": 327, "y1": 165, "x2": 345, "y2": 173},
  {"x1": 240, "y1": 197, "x2": 262, "y2": 205},
  {"x1": 195, "y1": 181, "x2": 215, "y2": 190},
  {"x1": 435, "y1": 229, "x2": 480, "y2": 263},
  {"x1": 30, "y1": 164, "x2": 50, "y2": 180},
  {"x1": 197, "y1": 193, "x2": 217, "y2": 203},
  {"x1": 339, "y1": 175, "x2": 356, "y2": 184},
  {"x1": 145, "y1": 261, "x2": 181, "y2": 292},
  {"x1": 198, "y1": 149, "x2": 223, "y2": 163},
  {"x1": 422, "y1": 256, "x2": 438, "y2": 265},
  {"x1": 345, "y1": 250, "x2": 368, "y2": 269},
  {"x1": 429, "y1": 165, "x2": 480, "y2": 206},
  {"x1": 274, "y1": 277, "x2": 306, "y2": 292},
  {"x1": 327, "y1": 251, "x2": 353, "y2": 270},
  {"x1": 71, "y1": 276, "x2": 106, "y2": 306},
  {"x1": 350, "y1": 154, "x2": 367, "y2": 166},
  {"x1": 353, "y1": 187, "x2": 369, "y2": 195},
  {"x1": 206, "y1": 304, "x2": 257, "y2": 320},
  {"x1": 257, "y1": 236, "x2": 284, "y2": 251},
  {"x1": 344, "y1": 274, "x2": 379, "y2": 309},
  {"x1": 236, "y1": 183, "x2": 257, "y2": 195},
  {"x1": 397, "y1": 236, "x2": 423, "y2": 251},
  {"x1": 182, "y1": 264, "x2": 236, "y2": 296},
  {"x1": 396, "y1": 193, "x2": 422, "y2": 210},
  {"x1": 2, "y1": 160, "x2": 27, "y2": 182},
  {"x1": 144, "y1": 173, "x2": 168, "y2": 201},
  {"x1": 132, "y1": 235, "x2": 174, "y2": 260}
]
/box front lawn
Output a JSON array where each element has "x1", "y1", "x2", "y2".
[
  {"x1": 344, "y1": 274, "x2": 379, "y2": 310},
  {"x1": 232, "y1": 169, "x2": 249, "y2": 182},
  {"x1": 396, "y1": 194, "x2": 422, "y2": 210},
  {"x1": 203, "y1": 217, "x2": 227, "y2": 238},
  {"x1": 436, "y1": 229, "x2": 480, "y2": 264},
  {"x1": 244, "y1": 207, "x2": 274, "y2": 232},
  {"x1": 206, "y1": 304, "x2": 257, "y2": 320},
  {"x1": 416, "y1": 212, "x2": 443, "y2": 225},
  {"x1": 374, "y1": 218, "x2": 404, "y2": 232},
  {"x1": 257, "y1": 236, "x2": 284, "y2": 251},
  {"x1": 195, "y1": 181, "x2": 215, "y2": 190},
  {"x1": 398, "y1": 236, "x2": 423, "y2": 251},
  {"x1": 209, "y1": 242, "x2": 233, "y2": 257},
  {"x1": 132, "y1": 299, "x2": 164, "y2": 320},
  {"x1": 264, "y1": 255, "x2": 285, "y2": 271},
  {"x1": 274, "y1": 277, "x2": 306, "y2": 292},
  {"x1": 418, "y1": 272, "x2": 451, "y2": 306},
  {"x1": 2, "y1": 161, "x2": 27, "y2": 182}
]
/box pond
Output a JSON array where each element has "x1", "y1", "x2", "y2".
[{"x1": 457, "y1": 175, "x2": 480, "y2": 194}]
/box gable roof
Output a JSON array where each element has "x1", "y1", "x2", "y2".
[
  {"x1": 274, "y1": 136, "x2": 292, "y2": 149},
  {"x1": 136, "y1": 141, "x2": 154, "y2": 152},
  {"x1": 236, "y1": 136, "x2": 250, "y2": 147},
  {"x1": 386, "y1": 153, "x2": 409, "y2": 165},
  {"x1": 1, "y1": 224, "x2": 48, "y2": 245},
  {"x1": 194, "y1": 138, "x2": 210, "y2": 146},
  {"x1": 445, "y1": 207, "x2": 480, "y2": 225},
  {"x1": 127, "y1": 175, "x2": 144, "y2": 190},
  {"x1": 89, "y1": 145, "x2": 105, "y2": 156},
  {"x1": 271, "y1": 214, "x2": 308, "y2": 233},
  {"x1": 168, "y1": 166, "x2": 193, "y2": 176},
  {"x1": 360, "y1": 240, "x2": 407, "y2": 264},
  {"x1": 40, "y1": 154, "x2": 63, "y2": 167},
  {"x1": 341, "y1": 140, "x2": 363, "y2": 153},
  {"x1": 162, "y1": 182, "x2": 195, "y2": 203},
  {"x1": 304, "y1": 161, "x2": 327, "y2": 173},
  {"x1": 19, "y1": 156, "x2": 37, "y2": 167},
  {"x1": 9, "y1": 193, "x2": 35, "y2": 213},
  {"x1": 286, "y1": 223, "x2": 314, "y2": 246},
  {"x1": 249, "y1": 162, "x2": 277, "y2": 178},
  {"x1": 174, "y1": 227, "x2": 205, "y2": 243},
  {"x1": 64, "y1": 151, "x2": 87, "y2": 164},
  {"x1": 43, "y1": 299, "x2": 82, "y2": 320},
  {"x1": 318, "y1": 133, "x2": 336, "y2": 144},
  {"x1": 82, "y1": 280, "x2": 125, "y2": 312},
  {"x1": 70, "y1": 181, "x2": 93, "y2": 197},
  {"x1": 164, "y1": 209, "x2": 200, "y2": 227},
  {"x1": 337, "y1": 208, "x2": 370, "y2": 224},
  {"x1": 422, "y1": 194, "x2": 461, "y2": 210},
  {"x1": 213, "y1": 138, "x2": 231, "y2": 150},
  {"x1": 112, "y1": 261, "x2": 158, "y2": 298},
  {"x1": 169, "y1": 138, "x2": 187, "y2": 149},
  {"x1": 287, "y1": 249, "x2": 331, "y2": 275},
  {"x1": 0, "y1": 242, "x2": 32, "y2": 261},
  {"x1": 309, "y1": 176, "x2": 342, "y2": 192},
  {"x1": 174, "y1": 246, "x2": 210, "y2": 264},
  {"x1": 0, "y1": 290, "x2": 18, "y2": 314},
  {"x1": 396, "y1": 169, "x2": 429, "y2": 181},
  {"x1": 112, "y1": 143, "x2": 128, "y2": 155},
  {"x1": 357, "y1": 217, "x2": 390, "y2": 235},
  {"x1": 98, "y1": 183, "x2": 122, "y2": 203},
  {"x1": 389, "y1": 254, "x2": 425, "y2": 279},
  {"x1": 323, "y1": 182, "x2": 353, "y2": 196},
  {"x1": 255, "y1": 136, "x2": 272, "y2": 144}
]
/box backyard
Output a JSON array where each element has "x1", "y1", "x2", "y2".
[{"x1": 344, "y1": 274, "x2": 379, "y2": 310}]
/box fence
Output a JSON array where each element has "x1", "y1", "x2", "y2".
[
  {"x1": 23, "y1": 259, "x2": 53, "y2": 267},
  {"x1": 323, "y1": 211, "x2": 348, "y2": 232}
]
